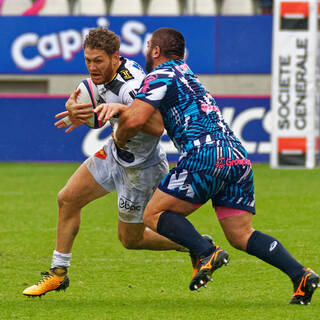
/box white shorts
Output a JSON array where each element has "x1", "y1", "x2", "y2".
[{"x1": 84, "y1": 139, "x2": 169, "y2": 223}]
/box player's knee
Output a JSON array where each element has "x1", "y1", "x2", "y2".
[
  {"x1": 57, "y1": 188, "x2": 66, "y2": 208},
  {"x1": 225, "y1": 230, "x2": 251, "y2": 251},
  {"x1": 121, "y1": 240, "x2": 140, "y2": 250},
  {"x1": 118, "y1": 235, "x2": 141, "y2": 250},
  {"x1": 57, "y1": 187, "x2": 78, "y2": 209},
  {"x1": 143, "y1": 210, "x2": 164, "y2": 232},
  {"x1": 227, "y1": 236, "x2": 244, "y2": 250}
]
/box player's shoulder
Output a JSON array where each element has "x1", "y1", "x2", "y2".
[
  {"x1": 118, "y1": 57, "x2": 145, "y2": 82},
  {"x1": 141, "y1": 66, "x2": 175, "y2": 88},
  {"x1": 148, "y1": 63, "x2": 176, "y2": 81}
]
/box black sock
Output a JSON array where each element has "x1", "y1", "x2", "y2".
[
  {"x1": 157, "y1": 211, "x2": 215, "y2": 257},
  {"x1": 246, "y1": 231, "x2": 304, "y2": 281}
]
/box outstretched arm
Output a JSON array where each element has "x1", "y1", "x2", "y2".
[
  {"x1": 115, "y1": 99, "x2": 157, "y2": 148},
  {"x1": 94, "y1": 100, "x2": 163, "y2": 142}
]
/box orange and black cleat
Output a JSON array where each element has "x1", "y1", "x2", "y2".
[
  {"x1": 190, "y1": 246, "x2": 229, "y2": 292},
  {"x1": 289, "y1": 268, "x2": 319, "y2": 305},
  {"x1": 23, "y1": 267, "x2": 69, "y2": 297},
  {"x1": 189, "y1": 235, "x2": 214, "y2": 279}
]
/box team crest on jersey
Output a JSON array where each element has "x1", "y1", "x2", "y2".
[
  {"x1": 140, "y1": 74, "x2": 158, "y2": 93},
  {"x1": 94, "y1": 148, "x2": 107, "y2": 160},
  {"x1": 119, "y1": 69, "x2": 133, "y2": 81}
]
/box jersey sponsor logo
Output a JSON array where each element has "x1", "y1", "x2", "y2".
[
  {"x1": 119, "y1": 197, "x2": 141, "y2": 211},
  {"x1": 215, "y1": 157, "x2": 251, "y2": 169},
  {"x1": 119, "y1": 68, "x2": 134, "y2": 81},
  {"x1": 94, "y1": 148, "x2": 107, "y2": 160}
]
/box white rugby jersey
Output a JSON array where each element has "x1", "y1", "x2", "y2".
[{"x1": 96, "y1": 57, "x2": 166, "y2": 168}]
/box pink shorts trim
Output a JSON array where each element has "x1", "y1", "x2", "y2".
[
  {"x1": 215, "y1": 206, "x2": 248, "y2": 220},
  {"x1": 191, "y1": 203, "x2": 203, "y2": 208}
]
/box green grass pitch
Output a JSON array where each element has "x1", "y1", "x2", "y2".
[{"x1": 0, "y1": 162, "x2": 319, "y2": 319}]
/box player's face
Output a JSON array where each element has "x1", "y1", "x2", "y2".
[
  {"x1": 84, "y1": 47, "x2": 118, "y2": 84},
  {"x1": 145, "y1": 40, "x2": 155, "y2": 73}
]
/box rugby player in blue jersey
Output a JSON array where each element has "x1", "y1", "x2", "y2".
[{"x1": 97, "y1": 27, "x2": 319, "y2": 304}]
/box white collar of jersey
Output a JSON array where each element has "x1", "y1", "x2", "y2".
[{"x1": 97, "y1": 84, "x2": 107, "y2": 95}]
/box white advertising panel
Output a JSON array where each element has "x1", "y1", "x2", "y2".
[{"x1": 271, "y1": 0, "x2": 319, "y2": 168}]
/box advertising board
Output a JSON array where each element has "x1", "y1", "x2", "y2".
[
  {"x1": 0, "y1": 16, "x2": 272, "y2": 75},
  {"x1": 0, "y1": 95, "x2": 270, "y2": 162}
]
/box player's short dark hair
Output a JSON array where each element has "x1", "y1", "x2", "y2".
[
  {"x1": 151, "y1": 27, "x2": 185, "y2": 59},
  {"x1": 84, "y1": 27, "x2": 120, "y2": 56}
]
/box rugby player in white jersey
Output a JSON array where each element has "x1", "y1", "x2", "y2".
[{"x1": 22, "y1": 27, "x2": 194, "y2": 297}]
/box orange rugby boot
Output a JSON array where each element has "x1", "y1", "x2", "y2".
[
  {"x1": 289, "y1": 268, "x2": 319, "y2": 305},
  {"x1": 23, "y1": 267, "x2": 69, "y2": 297},
  {"x1": 189, "y1": 235, "x2": 214, "y2": 278},
  {"x1": 190, "y1": 245, "x2": 229, "y2": 291}
]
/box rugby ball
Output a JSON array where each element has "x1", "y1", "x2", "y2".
[{"x1": 76, "y1": 78, "x2": 104, "y2": 129}]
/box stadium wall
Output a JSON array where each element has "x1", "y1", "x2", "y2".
[{"x1": 0, "y1": 95, "x2": 270, "y2": 163}]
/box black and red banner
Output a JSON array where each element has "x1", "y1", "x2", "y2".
[{"x1": 280, "y1": 1, "x2": 309, "y2": 30}]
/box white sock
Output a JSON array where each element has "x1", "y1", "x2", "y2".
[{"x1": 51, "y1": 250, "x2": 72, "y2": 268}]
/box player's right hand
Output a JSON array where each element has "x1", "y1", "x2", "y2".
[{"x1": 65, "y1": 89, "x2": 94, "y2": 122}]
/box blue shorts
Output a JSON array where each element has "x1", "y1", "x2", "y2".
[{"x1": 158, "y1": 145, "x2": 255, "y2": 214}]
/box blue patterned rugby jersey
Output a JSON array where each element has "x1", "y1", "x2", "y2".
[{"x1": 136, "y1": 59, "x2": 242, "y2": 154}]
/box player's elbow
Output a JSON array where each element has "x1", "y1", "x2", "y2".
[{"x1": 152, "y1": 126, "x2": 164, "y2": 137}]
